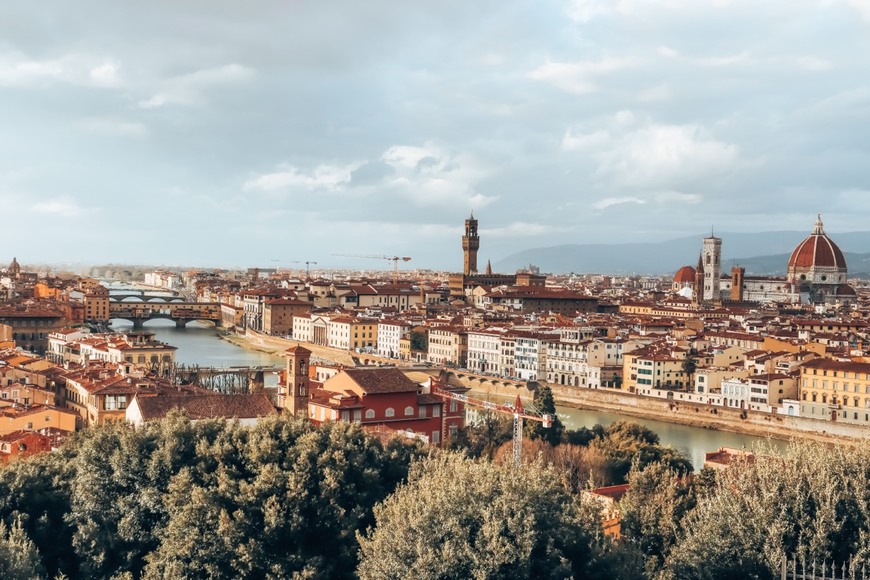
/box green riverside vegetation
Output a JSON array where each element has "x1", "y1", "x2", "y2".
[{"x1": 2, "y1": 390, "x2": 870, "y2": 579}]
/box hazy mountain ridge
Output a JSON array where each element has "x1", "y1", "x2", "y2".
[{"x1": 494, "y1": 231, "x2": 870, "y2": 276}]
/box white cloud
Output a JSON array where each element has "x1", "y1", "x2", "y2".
[
  {"x1": 138, "y1": 63, "x2": 255, "y2": 109},
  {"x1": 591, "y1": 197, "x2": 646, "y2": 211},
  {"x1": 380, "y1": 144, "x2": 497, "y2": 209},
  {"x1": 243, "y1": 162, "x2": 357, "y2": 192},
  {"x1": 654, "y1": 191, "x2": 702, "y2": 204},
  {"x1": 77, "y1": 117, "x2": 150, "y2": 139},
  {"x1": 846, "y1": 0, "x2": 870, "y2": 23},
  {"x1": 568, "y1": 0, "x2": 610, "y2": 22},
  {"x1": 0, "y1": 52, "x2": 123, "y2": 88},
  {"x1": 483, "y1": 222, "x2": 572, "y2": 237},
  {"x1": 89, "y1": 62, "x2": 120, "y2": 86},
  {"x1": 796, "y1": 56, "x2": 833, "y2": 71},
  {"x1": 31, "y1": 197, "x2": 94, "y2": 217},
  {"x1": 562, "y1": 128, "x2": 610, "y2": 151},
  {"x1": 528, "y1": 58, "x2": 637, "y2": 95}
]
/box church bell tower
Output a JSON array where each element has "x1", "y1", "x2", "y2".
[
  {"x1": 462, "y1": 212, "x2": 480, "y2": 275},
  {"x1": 283, "y1": 346, "x2": 311, "y2": 417}
]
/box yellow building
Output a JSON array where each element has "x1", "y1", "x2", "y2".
[
  {"x1": 85, "y1": 285, "x2": 110, "y2": 322},
  {"x1": 350, "y1": 319, "x2": 379, "y2": 352},
  {"x1": 799, "y1": 359, "x2": 870, "y2": 425},
  {"x1": 0, "y1": 403, "x2": 77, "y2": 436},
  {"x1": 623, "y1": 345, "x2": 690, "y2": 393}
]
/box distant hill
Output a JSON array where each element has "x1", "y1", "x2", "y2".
[{"x1": 494, "y1": 231, "x2": 870, "y2": 276}]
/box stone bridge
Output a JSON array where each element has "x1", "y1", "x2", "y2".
[
  {"x1": 172, "y1": 364, "x2": 284, "y2": 394},
  {"x1": 109, "y1": 293, "x2": 184, "y2": 302},
  {"x1": 109, "y1": 301, "x2": 222, "y2": 328}
]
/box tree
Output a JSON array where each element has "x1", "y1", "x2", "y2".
[
  {"x1": 662, "y1": 442, "x2": 870, "y2": 579},
  {"x1": 0, "y1": 451, "x2": 76, "y2": 577},
  {"x1": 449, "y1": 411, "x2": 513, "y2": 459},
  {"x1": 410, "y1": 331, "x2": 427, "y2": 352},
  {"x1": 0, "y1": 518, "x2": 47, "y2": 580},
  {"x1": 357, "y1": 454, "x2": 625, "y2": 580},
  {"x1": 525, "y1": 385, "x2": 563, "y2": 446},
  {"x1": 142, "y1": 417, "x2": 423, "y2": 579},
  {"x1": 591, "y1": 422, "x2": 692, "y2": 485},
  {"x1": 618, "y1": 461, "x2": 697, "y2": 575},
  {"x1": 681, "y1": 354, "x2": 698, "y2": 389}
]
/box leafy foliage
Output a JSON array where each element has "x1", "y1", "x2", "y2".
[
  {"x1": 357, "y1": 454, "x2": 630, "y2": 579},
  {"x1": 662, "y1": 441, "x2": 870, "y2": 579},
  {"x1": 590, "y1": 421, "x2": 692, "y2": 484},
  {"x1": 524, "y1": 385, "x2": 564, "y2": 446},
  {"x1": 0, "y1": 451, "x2": 77, "y2": 577},
  {"x1": 619, "y1": 461, "x2": 698, "y2": 575},
  {"x1": 448, "y1": 411, "x2": 513, "y2": 459},
  {"x1": 1, "y1": 412, "x2": 422, "y2": 579},
  {"x1": 0, "y1": 517, "x2": 47, "y2": 580}
]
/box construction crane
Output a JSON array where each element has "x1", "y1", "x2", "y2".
[
  {"x1": 333, "y1": 254, "x2": 412, "y2": 285},
  {"x1": 304, "y1": 261, "x2": 318, "y2": 279},
  {"x1": 432, "y1": 385, "x2": 553, "y2": 466}
]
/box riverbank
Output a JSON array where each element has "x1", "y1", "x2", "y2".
[{"x1": 218, "y1": 332, "x2": 870, "y2": 446}]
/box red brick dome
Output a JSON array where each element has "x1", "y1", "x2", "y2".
[
  {"x1": 673, "y1": 266, "x2": 696, "y2": 284},
  {"x1": 787, "y1": 215, "x2": 846, "y2": 270}
]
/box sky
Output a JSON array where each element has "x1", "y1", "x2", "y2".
[{"x1": 2, "y1": 0, "x2": 870, "y2": 271}]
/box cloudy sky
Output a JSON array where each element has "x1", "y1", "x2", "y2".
[{"x1": 2, "y1": 0, "x2": 870, "y2": 271}]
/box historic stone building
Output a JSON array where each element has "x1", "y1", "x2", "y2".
[
  {"x1": 677, "y1": 215, "x2": 855, "y2": 306},
  {"x1": 448, "y1": 213, "x2": 545, "y2": 299}
]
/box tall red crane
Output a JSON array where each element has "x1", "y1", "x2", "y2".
[{"x1": 432, "y1": 384, "x2": 553, "y2": 466}]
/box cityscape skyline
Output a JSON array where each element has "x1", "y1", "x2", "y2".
[{"x1": 3, "y1": 1, "x2": 870, "y2": 268}]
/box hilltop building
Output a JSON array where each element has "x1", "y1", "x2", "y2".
[{"x1": 448, "y1": 213, "x2": 546, "y2": 299}]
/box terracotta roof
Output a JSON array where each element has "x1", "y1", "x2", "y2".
[
  {"x1": 341, "y1": 368, "x2": 419, "y2": 394},
  {"x1": 787, "y1": 216, "x2": 846, "y2": 270},
  {"x1": 673, "y1": 266, "x2": 696, "y2": 284},
  {"x1": 133, "y1": 394, "x2": 277, "y2": 421}
]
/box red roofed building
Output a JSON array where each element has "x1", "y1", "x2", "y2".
[
  {"x1": 786, "y1": 214, "x2": 855, "y2": 304},
  {"x1": 306, "y1": 367, "x2": 466, "y2": 446},
  {"x1": 0, "y1": 430, "x2": 52, "y2": 464}
]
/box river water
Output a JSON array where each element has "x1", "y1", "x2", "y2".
[{"x1": 110, "y1": 312, "x2": 789, "y2": 470}]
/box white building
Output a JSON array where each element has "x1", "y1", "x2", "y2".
[
  {"x1": 467, "y1": 329, "x2": 505, "y2": 375},
  {"x1": 377, "y1": 320, "x2": 411, "y2": 359},
  {"x1": 721, "y1": 373, "x2": 796, "y2": 413}
]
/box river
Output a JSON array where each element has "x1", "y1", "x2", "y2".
[{"x1": 110, "y1": 312, "x2": 788, "y2": 470}]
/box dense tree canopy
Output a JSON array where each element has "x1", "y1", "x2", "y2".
[
  {"x1": 0, "y1": 413, "x2": 423, "y2": 579},
  {"x1": 0, "y1": 518, "x2": 46, "y2": 580},
  {"x1": 11, "y1": 410, "x2": 865, "y2": 580},
  {"x1": 661, "y1": 442, "x2": 870, "y2": 579},
  {"x1": 357, "y1": 454, "x2": 631, "y2": 580}
]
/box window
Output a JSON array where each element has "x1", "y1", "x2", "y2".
[
  {"x1": 365, "y1": 409, "x2": 375, "y2": 419},
  {"x1": 405, "y1": 406, "x2": 414, "y2": 416},
  {"x1": 385, "y1": 407, "x2": 395, "y2": 418},
  {"x1": 449, "y1": 400, "x2": 457, "y2": 413},
  {"x1": 433, "y1": 406, "x2": 441, "y2": 418},
  {"x1": 353, "y1": 410, "x2": 361, "y2": 422},
  {"x1": 432, "y1": 431, "x2": 440, "y2": 444}
]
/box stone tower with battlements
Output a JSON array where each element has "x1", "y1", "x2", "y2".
[{"x1": 462, "y1": 212, "x2": 480, "y2": 276}]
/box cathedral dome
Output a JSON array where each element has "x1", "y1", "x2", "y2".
[
  {"x1": 673, "y1": 266, "x2": 696, "y2": 284},
  {"x1": 787, "y1": 215, "x2": 846, "y2": 271}
]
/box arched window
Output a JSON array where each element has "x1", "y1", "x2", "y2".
[
  {"x1": 365, "y1": 409, "x2": 375, "y2": 419},
  {"x1": 385, "y1": 407, "x2": 395, "y2": 418},
  {"x1": 405, "y1": 406, "x2": 414, "y2": 416}
]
